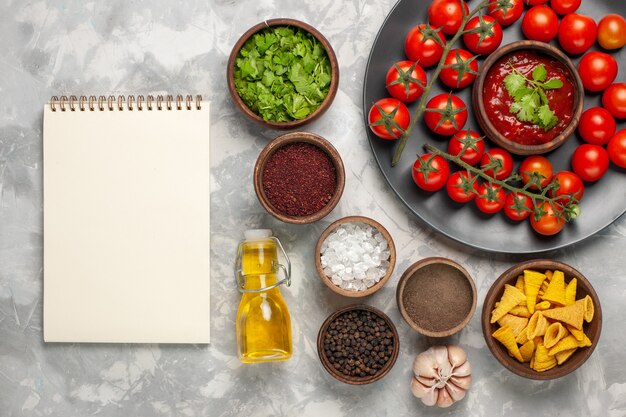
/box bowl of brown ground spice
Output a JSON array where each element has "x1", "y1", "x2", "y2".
[
  {"x1": 396, "y1": 257, "x2": 477, "y2": 337},
  {"x1": 254, "y1": 131, "x2": 345, "y2": 224}
]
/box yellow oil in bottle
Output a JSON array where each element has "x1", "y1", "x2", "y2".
[{"x1": 236, "y1": 231, "x2": 292, "y2": 363}]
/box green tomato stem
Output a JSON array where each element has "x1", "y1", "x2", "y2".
[
  {"x1": 423, "y1": 143, "x2": 576, "y2": 220},
  {"x1": 391, "y1": 0, "x2": 492, "y2": 167}
]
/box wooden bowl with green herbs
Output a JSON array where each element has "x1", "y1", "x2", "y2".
[
  {"x1": 473, "y1": 41, "x2": 584, "y2": 155},
  {"x1": 227, "y1": 18, "x2": 339, "y2": 129}
]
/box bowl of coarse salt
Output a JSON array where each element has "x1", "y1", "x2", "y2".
[{"x1": 315, "y1": 216, "x2": 396, "y2": 297}]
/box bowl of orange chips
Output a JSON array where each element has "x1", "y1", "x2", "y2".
[{"x1": 482, "y1": 259, "x2": 602, "y2": 380}]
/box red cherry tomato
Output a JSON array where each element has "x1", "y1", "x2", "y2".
[
  {"x1": 480, "y1": 148, "x2": 514, "y2": 180},
  {"x1": 558, "y1": 14, "x2": 597, "y2": 55},
  {"x1": 602, "y1": 83, "x2": 626, "y2": 119},
  {"x1": 488, "y1": 0, "x2": 524, "y2": 26},
  {"x1": 608, "y1": 129, "x2": 626, "y2": 168},
  {"x1": 428, "y1": 0, "x2": 469, "y2": 36},
  {"x1": 550, "y1": 0, "x2": 580, "y2": 15},
  {"x1": 504, "y1": 192, "x2": 533, "y2": 221},
  {"x1": 446, "y1": 171, "x2": 479, "y2": 203},
  {"x1": 404, "y1": 24, "x2": 447, "y2": 68},
  {"x1": 571, "y1": 144, "x2": 609, "y2": 182},
  {"x1": 578, "y1": 107, "x2": 616, "y2": 145},
  {"x1": 597, "y1": 14, "x2": 626, "y2": 50},
  {"x1": 578, "y1": 52, "x2": 618, "y2": 93},
  {"x1": 447, "y1": 130, "x2": 485, "y2": 166},
  {"x1": 525, "y1": 0, "x2": 548, "y2": 5},
  {"x1": 530, "y1": 202, "x2": 565, "y2": 236},
  {"x1": 551, "y1": 171, "x2": 584, "y2": 204},
  {"x1": 462, "y1": 15, "x2": 503, "y2": 55},
  {"x1": 424, "y1": 93, "x2": 468, "y2": 136},
  {"x1": 475, "y1": 183, "x2": 506, "y2": 214},
  {"x1": 412, "y1": 153, "x2": 451, "y2": 192},
  {"x1": 440, "y1": 49, "x2": 478, "y2": 89},
  {"x1": 368, "y1": 98, "x2": 410, "y2": 140},
  {"x1": 519, "y1": 155, "x2": 553, "y2": 189},
  {"x1": 522, "y1": 6, "x2": 559, "y2": 43},
  {"x1": 385, "y1": 61, "x2": 427, "y2": 103}
]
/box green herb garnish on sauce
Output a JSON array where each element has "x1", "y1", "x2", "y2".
[
  {"x1": 233, "y1": 26, "x2": 332, "y2": 122},
  {"x1": 504, "y1": 63, "x2": 563, "y2": 131}
]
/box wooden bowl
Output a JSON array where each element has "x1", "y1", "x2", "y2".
[
  {"x1": 317, "y1": 304, "x2": 400, "y2": 385},
  {"x1": 253, "y1": 132, "x2": 345, "y2": 224},
  {"x1": 396, "y1": 257, "x2": 476, "y2": 337},
  {"x1": 482, "y1": 259, "x2": 602, "y2": 380},
  {"x1": 314, "y1": 216, "x2": 396, "y2": 297},
  {"x1": 473, "y1": 40, "x2": 584, "y2": 155},
  {"x1": 227, "y1": 18, "x2": 339, "y2": 129}
]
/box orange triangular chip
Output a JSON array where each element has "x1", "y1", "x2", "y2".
[
  {"x1": 492, "y1": 325, "x2": 524, "y2": 362},
  {"x1": 533, "y1": 342, "x2": 557, "y2": 372},
  {"x1": 548, "y1": 334, "x2": 579, "y2": 356},
  {"x1": 519, "y1": 339, "x2": 535, "y2": 363},
  {"x1": 527, "y1": 311, "x2": 549, "y2": 339},
  {"x1": 509, "y1": 305, "x2": 531, "y2": 318},
  {"x1": 576, "y1": 295, "x2": 594, "y2": 323},
  {"x1": 577, "y1": 333, "x2": 592, "y2": 348},
  {"x1": 491, "y1": 284, "x2": 527, "y2": 323},
  {"x1": 541, "y1": 270, "x2": 566, "y2": 306},
  {"x1": 542, "y1": 303, "x2": 585, "y2": 330},
  {"x1": 497, "y1": 314, "x2": 529, "y2": 337},
  {"x1": 515, "y1": 276, "x2": 526, "y2": 305},
  {"x1": 516, "y1": 325, "x2": 529, "y2": 345},
  {"x1": 566, "y1": 324, "x2": 585, "y2": 342},
  {"x1": 555, "y1": 348, "x2": 577, "y2": 365},
  {"x1": 543, "y1": 322, "x2": 569, "y2": 349},
  {"x1": 565, "y1": 278, "x2": 577, "y2": 305},
  {"x1": 524, "y1": 270, "x2": 547, "y2": 314}
]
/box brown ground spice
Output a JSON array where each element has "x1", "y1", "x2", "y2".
[
  {"x1": 402, "y1": 264, "x2": 473, "y2": 332},
  {"x1": 262, "y1": 142, "x2": 337, "y2": 216}
]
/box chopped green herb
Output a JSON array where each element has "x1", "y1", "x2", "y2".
[
  {"x1": 233, "y1": 26, "x2": 332, "y2": 123},
  {"x1": 504, "y1": 63, "x2": 562, "y2": 131}
]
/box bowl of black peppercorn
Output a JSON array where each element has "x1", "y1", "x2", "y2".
[{"x1": 317, "y1": 304, "x2": 399, "y2": 385}]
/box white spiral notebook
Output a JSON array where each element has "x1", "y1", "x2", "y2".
[{"x1": 43, "y1": 95, "x2": 211, "y2": 343}]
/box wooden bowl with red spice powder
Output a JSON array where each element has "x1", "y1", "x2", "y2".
[
  {"x1": 254, "y1": 132, "x2": 345, "y2": 224},
  {"x1": 396, "y1": 257, "x2": 477, "y2": 338}
]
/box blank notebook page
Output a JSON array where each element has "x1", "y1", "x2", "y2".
[{"x1": 43, "y1": 100, "x2": 210, "y2": 343}]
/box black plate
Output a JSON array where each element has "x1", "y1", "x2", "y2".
[{"x1": 364, "y1": 0, "x2": 626, "y2": 253}]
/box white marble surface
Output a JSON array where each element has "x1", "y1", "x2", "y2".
[{"x1": 1, "y1": 0, "x2": 625, "y2": 416}]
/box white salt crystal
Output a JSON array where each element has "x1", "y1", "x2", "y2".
[
  {"x1": 319, "y1": 221, "x2": 391, "y2": 292},
  {"x1": 366, "y1": 267, "x2": 380, "y2": 280}
]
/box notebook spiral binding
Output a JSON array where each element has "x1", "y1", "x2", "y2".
[{"x1": 49, "y1": 94, "x2": 203, "y2": 112}]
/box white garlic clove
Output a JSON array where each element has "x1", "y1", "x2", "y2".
[
  {"x1": 446, "y1": 345, "x2": 467, "y2": 368},
  {"x1": 436, "y1": 385, "x2": 455, "y2": 408},
  {"x1": 413, "y1": 350, "x2": 439, "y2": 379},
  {"x1": 431, "y1": 346, "x2": 452, "y2": 382},
  {"x1": 410, "y1": 377, "x2": 434, "y2": 399},
  {"x1": 451, "y1": 360, "x2": 472, "y2": 377},
  {"x1": 416, "y1": 375, "x2": 437, "y2": 387},
  {"x1": 450, "y1": 375, "x2": 472, "y2": 390},
  {"x1": 445, "y1": 382, "x2": 466, "y2": 402},
  {"x1": 421, "y1": 386, "x2": 439, "y2": 406}
]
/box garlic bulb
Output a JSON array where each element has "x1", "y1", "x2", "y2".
[{"x1": 411, "y1": 345, "x2": 472, "y2": 408}]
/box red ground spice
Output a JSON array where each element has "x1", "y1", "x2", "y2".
[{"x1": 262, "y1": 142, "x2": 337, "y2": 217}]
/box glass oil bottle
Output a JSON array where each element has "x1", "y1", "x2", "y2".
[{"x1": 235, "y1": 229, "x2": 292, "y2": 363}]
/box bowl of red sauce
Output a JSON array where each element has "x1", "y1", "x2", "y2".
[
  {"x1": 473, "y1": 41, "x2": 584, "y2": 155},
  {"x1": 253, "y1": 132, "x2": 345, "y2": 224}
]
